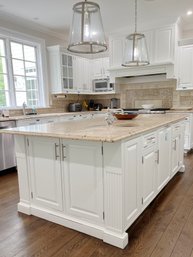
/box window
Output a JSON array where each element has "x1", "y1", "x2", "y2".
[{"x1": 0, "y1": 34, "x2": 46, "y2": 108}]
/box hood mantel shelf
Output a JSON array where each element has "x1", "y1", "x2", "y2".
[{"x1": 109, "y1": 62, "x2": 175, "y2": 81}]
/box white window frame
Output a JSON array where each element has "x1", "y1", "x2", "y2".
[{"x1": 0, "y1": 27, "x2": 48, "y2": 108}]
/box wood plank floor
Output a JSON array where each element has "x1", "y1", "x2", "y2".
[{"x1": 1, "y1": 154, "x2": 193, "y2": 257}]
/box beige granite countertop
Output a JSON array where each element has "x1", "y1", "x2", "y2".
[
  {"x1": 0, "y1": 111, "x2": 105, "y2": 122},
  {"x1": 1, "y1": 113, "x2": 187, "y2": 142}
]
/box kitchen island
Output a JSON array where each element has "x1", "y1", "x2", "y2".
[{"x1": 2, "y1": 113, "x2": 186, "y2": 248}]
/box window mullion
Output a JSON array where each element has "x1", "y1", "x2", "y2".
[{"x1": 6, "y1": 38, "x2": 16, "y2": 107}]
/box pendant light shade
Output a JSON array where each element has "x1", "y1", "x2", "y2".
[
  {"x1": 122, "y1": 0, "x2": 149, "y2": 66},
  {"x1": 68, "y1": 0, "x2": 107, "y2": 54}
]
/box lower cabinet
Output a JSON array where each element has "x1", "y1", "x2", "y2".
[
  {"x1": 157, "y1": 127, "x2": 171, "y2": 191},
  {"x1": 141, "y1": 132, "x2": 157, "y2": 210},
  {"x1": 28, "y1": 136, "x2": 63, "y2": 211},
  {"x1": 171, "y1": 122, "x2": 184, "y2": 177},
  {"x1": 61, "y1": 140, "x2": 104, "y2": 224}
]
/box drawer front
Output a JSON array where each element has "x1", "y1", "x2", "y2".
[{"x1": 143, "y1": 132, "x2": 157, "y2": 149}]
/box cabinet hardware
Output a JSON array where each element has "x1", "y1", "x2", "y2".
[
  {"x1": 61, "y1": 144, "x2": 66, "y2": 160},
  {"x1": 142, "y1": 156, "x2": 144, "y2": 164},
  {"x1": 156, "y1": 150, "x2": 159, "y2": 164},
  {"x1": 101, "y1": 145, "x2": 104, "y2": 155},
  {"x1": 174, "y1": 139, "x2": 177, "y2": 150},
  {"x1": 55, "y1": 143, "x2": 60, "y2": 160},
  {"x1": 142, "y1": 198, "x2": 144, "y2": 204},
  {"x1": 27, "y1": 138, "x2": 29, "y2": 147},
  {"x1": 31, "y1": 192, "x2": 33, "y2": 199},
  {"x1": 103, "y1": 211, "x2": 105, "y2": 220}
]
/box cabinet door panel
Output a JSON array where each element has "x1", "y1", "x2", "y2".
[
  {"x1": 28, "y1": 137, "x2": 63, "y2": 211},
  {"x1": 63, "y1": 141, "x2": 103, "y2": 224},
  {"x1": 154, "y1": 27, "x2": 173, "y2": 63},
  {"x1": 142, "y1": 149, "x2": 156, "y2": 209},
  {"x1": 178, "y1": 46, "x2": 193, "y2": 89},
  {"x1": 171, "y1": 136, "x2": 180, "y2": 177},
  {"x1": 157, "y1": 128, "x2": 171, "y2": 191},
  {"x1": 124, "y1": 138, "x2": 141, "y2": 227}
]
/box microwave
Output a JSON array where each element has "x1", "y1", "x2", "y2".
[{"x1": 93, "y1": 79, "x2": 114, "y2": 92}]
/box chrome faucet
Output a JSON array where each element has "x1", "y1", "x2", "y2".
[{"x1": 22, "y1": 102, "x2": 27, "y2": 115}]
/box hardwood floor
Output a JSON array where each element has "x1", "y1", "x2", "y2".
[{"x1": 1, "y1": 155, "x2": 193, "y2": 257}]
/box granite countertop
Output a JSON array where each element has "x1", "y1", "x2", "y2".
[
  {"x1": 0, "y1": 111, "x2": 105, "y2": 122},
  {"x1": 1, "y1": 113, "x2": 187, "y2": 142}
]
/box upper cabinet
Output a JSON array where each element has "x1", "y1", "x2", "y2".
[
  {"x1": 47, "y1": 45, "x2": 110, "y2": 94},
  {"x1": 109, "y1": 25, "x2": 175, "y2": 69},
  {"x1": 92, "y1": 57, "x2": 109, "y2": 79},
  {"x1": 176, "y1": 44, "x2": 193, "y2": 90},
  {"x1": 154, "y1": 26, "x2": 174, "y2": 63}
]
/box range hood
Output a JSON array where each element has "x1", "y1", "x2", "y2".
[{"x1": 109, "y1": 62, "x2": 175, "y2": 83}]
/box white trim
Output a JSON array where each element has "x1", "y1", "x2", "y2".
[
  {"x1": 0, "y1": 26, "x2": 49, "y2": 107},
  {"x1": 17, "y1": 203, "x2": 128, "y2": 249}
]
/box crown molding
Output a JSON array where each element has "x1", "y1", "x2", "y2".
[{"x1": 0, "y1": 10, "x2": 67, "y2": 41}]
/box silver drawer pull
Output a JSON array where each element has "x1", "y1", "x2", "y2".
[
  {"x1": 61, "y1": 144, "x2": 67, "y2": 160},
  {"x1": 55, "y1": 143, "x2": 60, "y2": 160}
]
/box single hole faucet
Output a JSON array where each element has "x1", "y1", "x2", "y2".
[{"x1": 22, "y1": 102, "x2": 27, "y2": 115}]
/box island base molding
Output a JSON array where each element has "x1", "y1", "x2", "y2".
[{"x1": 17, "y1": 202, "x2": 128, "y2": 249}]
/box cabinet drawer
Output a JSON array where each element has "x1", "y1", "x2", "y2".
[
  {"x1": 172, "y1": 123, "x2": 181, "y2": 138},
  {"x1": 143, "y1": 132, "x2": 157, "y2": 149}
]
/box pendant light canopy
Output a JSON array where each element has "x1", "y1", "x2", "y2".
[
  {"x1": 122, "y1": 0, "x2": 149, "y2": 66},
  {"x1": 68, "y1": 0, "x2": 107, "y2": 54}
]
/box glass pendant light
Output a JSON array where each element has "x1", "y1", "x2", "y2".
[
  {"x1": 68, "y1": 0, "x2": 107, "y2": 54},
  {"x1": 122, "y1": 0, "x2": 149, "y2": 66}
]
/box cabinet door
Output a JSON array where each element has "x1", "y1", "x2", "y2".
[
  {"x1": 143, "y1": 30, "x2": 154, "y2": 64},
  {"x1": 154, "y1": 26, "x2": 174, "y2": 63},
  {"x1": 28, "y1": 136, "x2": 63, "y2": 211},
  {"x1": 142, "y1": 147, "x2": 157, "y2": 210},
  {"x1": 124, "y1": 138, "x2": 141, "y2": 227},
  {"x1": 157, "y1": 127, "x2": 171, "y2": 191},
  {"x1": 109, "y1": 36, "x2": 125, "y2": 68},
  {"x1": 62, "y1": 140, "x2": 103, "y2": 224},
  {"x1": 93, "y1": 59, "x2": 103, "y2": 79},
  {"x1": 171, "y1": 135, "x2": 180, "y2": 177},
  {"x1": 177, "y1": 45, "x2": 193, "y2": 89}
]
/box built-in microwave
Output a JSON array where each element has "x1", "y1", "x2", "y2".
[{"x1": 93, "y1": 79, "x2": 114, "y2": 92}]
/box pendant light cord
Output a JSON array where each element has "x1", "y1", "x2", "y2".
[{"x1": 135, "y1": 0, "x2": 137, "y2": 33}]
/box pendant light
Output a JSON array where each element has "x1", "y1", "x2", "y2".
[
  {"x1": 122, "y1": 0, "x2": 149, "y2": 66},
  {"x1": 67, "y1": 0, "x2": 107, "y2": 54}
]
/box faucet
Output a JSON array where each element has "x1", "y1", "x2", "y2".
[{"x1": 22, "y1": 102, "x2": 27, "y2": 115}]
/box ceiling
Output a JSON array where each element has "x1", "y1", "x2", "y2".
[{"x1": 0, "y1": 0, "x2": 193, "y2": 40}]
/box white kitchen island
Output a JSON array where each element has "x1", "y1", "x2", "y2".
[{"x1": 2, "y1": 113, "x2": 186, "y2": 248}]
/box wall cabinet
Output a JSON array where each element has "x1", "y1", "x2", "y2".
[
  {"x1": 109, "y1": 25, "x2": 175, "y2": 69},
  {"x1": 177, "y1": 44, "x2": 193, "y2": 90},
  {"x1": 92, "y1": 57, "x2": 109, "y2": 79}
]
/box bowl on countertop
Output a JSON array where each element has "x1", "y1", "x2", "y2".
[
  {"x1": 113, "y1": 112, "x2": 138, "y2": 120},
  {"x1": 141, "y1": 104, "x2": 154, "y2": 109}
]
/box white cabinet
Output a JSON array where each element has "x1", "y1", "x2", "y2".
[
  {"x1": 28, "y1": 136, "x2": 63, "y2": 211},
  {"x1": 123, "y1": 138, "x2": 142, "y2": 227},
  {"x1": 16, "y1": 116, "x2": 59, "y2": 127},
  {"x1": 109, "y1": 25, "x2": 175, "y2": 69},
  {"x1": 157, "y1": 127, "x2": 171, "y2": 191},
  {"x1": 109, "y1": 36, "x2": 125, "y2": 68},
  {"x1": 141, "y1": 133, "x2": 157, "y2": 210},
  {"x1": 47, "y1": 45, "x2": 75, "y2": 93},
  {"x1": 73, "y1": 56, "x2": 92, "y2": 92},
  {"x1": 92, "y1": 57, "x2": 109, "y2": 79},
  {"x1": 177, "y1": 45, "x2": 193, "y2": 90},
  {"x1": 171, "y1": 123, "x2": 184, "y2": 177},
  {"x1": 184, "y1": 114, "x2": 193, "y2": 151},
  {"x1": 62, "y1": 140, "x2": 103, "y2": 224},
  {"x1": 154, "y1": 26, "x2": 174, "y2": 63}
]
